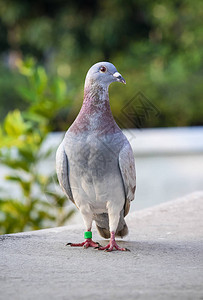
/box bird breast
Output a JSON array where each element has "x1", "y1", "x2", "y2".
[{"x1": 63, "y1": 131, "x2": 126, "y2": 210}]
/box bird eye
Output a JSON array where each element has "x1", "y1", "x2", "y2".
[{"x1": 100, "y1": 66, "x2": 107, "y2": 73}]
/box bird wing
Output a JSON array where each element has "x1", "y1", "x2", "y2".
[
  {"x1": 56, "y1": 142, "x2": 74, "y2": 204},
  {"x1": 118, "y1": 141, "x2": 136, "y2": 216}
]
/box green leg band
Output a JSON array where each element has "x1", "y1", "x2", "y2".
[{"x1": 84, "y1": 231, "x2": 92, "y2": 239}]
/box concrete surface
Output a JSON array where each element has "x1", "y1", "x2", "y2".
[{"x1": 0, "y1": 191, "x2": 203, "y2": 300}]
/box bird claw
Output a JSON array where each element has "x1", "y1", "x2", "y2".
[
  {"x1": 66, "y1": 239, "x2": 100, "y2": 248},
  {"x1": 94, "y1": 246, "x2": 100, "y2": 250},
  {"x1": 124, "y1": 248, "x2": 130, "y2": 252},
  {"x1": 96, "y1": 241, "x2": 130, "y2": 252},
  {"x1": 104, "y1": 248, "x2": 112, "y2": 252},
  {"x1": 66, "y1": 242, "x2": 85, "y2": 247}
]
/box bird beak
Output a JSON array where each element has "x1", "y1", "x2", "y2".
[{"x1": 113, "y1": 71, "x2": 126, "y2": 84}]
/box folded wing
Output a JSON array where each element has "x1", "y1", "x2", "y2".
[
  {"x1": 118, "y1": 142, "x2": 136, "y2": 216},
  {"x1": 56, "y1": 142, "x2": 74, "y2": 203}
]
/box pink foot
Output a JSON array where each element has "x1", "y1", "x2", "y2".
[
  {"x1": 66, "y1": 238, "x2": 101, "y2": 249},
  {"x1": 96, "y1": 232, "x2": 130, "y2": 252}
]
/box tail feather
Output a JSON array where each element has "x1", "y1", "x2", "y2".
[
  {"x1": 96, "y1": 225, "x2": 110, "y2": 239},
  {"x1": 93, "y1": 210, "x2": 128, "y2": 239},
  {"x1": 116, "y1": 223, "x2": 128, "y2": 238}
]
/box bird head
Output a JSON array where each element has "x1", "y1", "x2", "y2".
[{"x1": 84, "y1": 62, "x2": 126, "y2": 90}]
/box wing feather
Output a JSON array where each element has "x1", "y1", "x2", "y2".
[
  {"x1": 56, "y1": 142, "x2": 74, "y2": 203},
  {"x1": 118, "y1": 142, "x2": 136, "y2": 216}
]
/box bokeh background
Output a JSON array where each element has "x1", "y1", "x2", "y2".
[{"x1": 0, "y1": 0, "x2": 203, "y2": 234}]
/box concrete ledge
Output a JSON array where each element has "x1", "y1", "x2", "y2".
[{"x1": 1, "y1": 191, "x2": 203, "y2": 300}]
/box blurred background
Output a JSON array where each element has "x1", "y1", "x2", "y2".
[{"x1": 0, "y1": 0, "x2": 202, "y2": 234}]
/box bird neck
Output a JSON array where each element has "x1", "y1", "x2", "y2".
[
  {"x1": 82, "y1": 84, "x2": 115, "y2": 126},
  {"x1": 69, "y1": 83, "x2": 119, "y2": 134},
  {"x1": 83, "y1": 83, "x2": 109, "y2": 107}
]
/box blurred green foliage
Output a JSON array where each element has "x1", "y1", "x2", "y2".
[
  {"x1": 0, "y1": 0, "x2": 202, "y2": 234},
  {"x1": 0, "y1": 0, "x2": 202, "y2": 128},
  {"x1": 0, "y1": 61, "x2": 74, "y2": 234}
]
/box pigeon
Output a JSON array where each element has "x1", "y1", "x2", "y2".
[{"x1": 56, "y1": 62, "x2": 136, "y2": 251}]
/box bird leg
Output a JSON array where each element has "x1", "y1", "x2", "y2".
[
  {"x1": 66, "y1": 230, "x2": 101, "y2": 248},
  {"x1": 96, "y1": 232, "x2": 130, "y2": 252}
]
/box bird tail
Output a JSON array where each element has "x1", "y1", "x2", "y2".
[
  {"x1": 116, "y1": 222, "x2": 129, "y2": 238},
  {"x1": 96, "y1": 224, "x2": 111, "y2": 239},
  {"x1": 94, "y1": 210, "x2": 129, "y2": 239}
]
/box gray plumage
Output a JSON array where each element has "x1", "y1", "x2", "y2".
[{"x1": 56, "y1": 62, "x2": 136, "y2": 243}]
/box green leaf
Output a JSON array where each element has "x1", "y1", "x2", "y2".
[
  {"x1": 32, "y1": 66, "x2": 48, "y2": 94},
  {"x1": 22, "y1": 111, "x2": 47, "y2": 124},
  {"x1": 17, "y1": 86, "x2": 37, "y2": 103},
  {"x1": 51, "y1": 78, "x2": 67, "y2": 102},
  {"x1": 18, "y1": 147, "x2": 36, "y2": 163},
  {"x1": 17, "y1": 57, "x2": 35, "y2": 76},
  {"x1": 4, "y1": 110, "x2": 28, "y2": 137},
  {"x1": 2, "y1": 158, "x2": 30, "y2": 172},
  {"x1": 5, "y1": 175, "x2": 23, "y2": 182}
]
